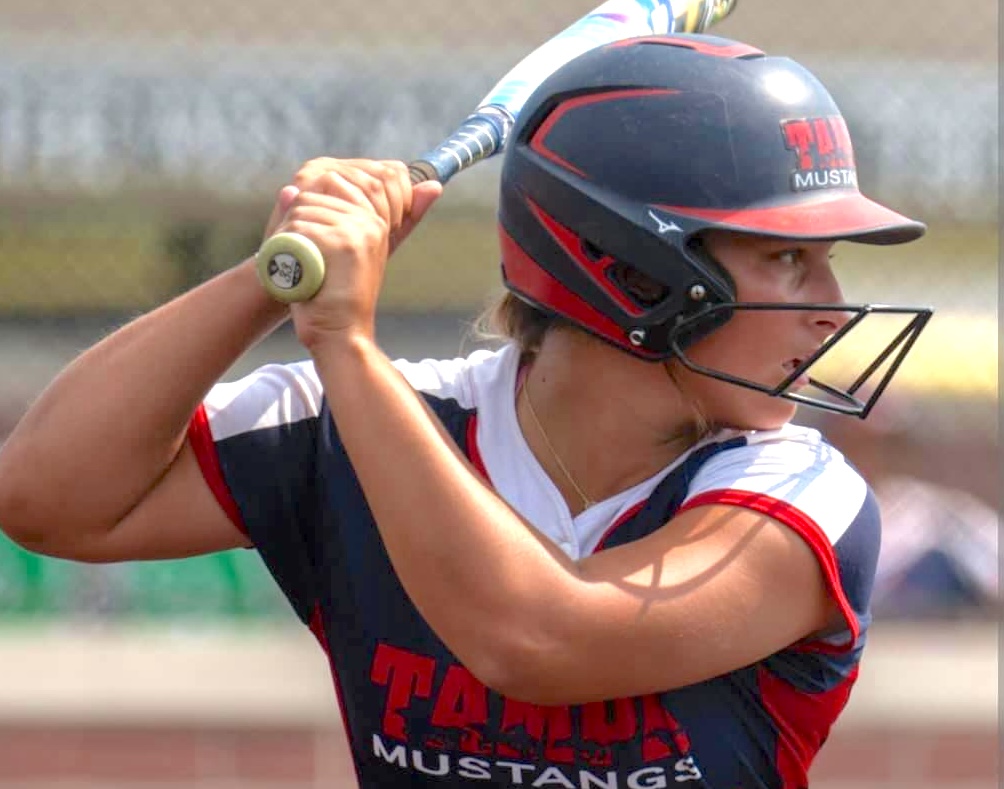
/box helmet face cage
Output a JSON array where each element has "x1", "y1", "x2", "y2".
[
  {"x1": 498, "y1": 34, "x2": 932, "y2": 418},
  {"x1": 668, "y1": 302, "x2": 933, "y2": 418}
]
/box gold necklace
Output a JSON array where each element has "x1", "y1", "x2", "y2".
[{"x1": 522, "y1": 377, "x2": 597, "y2": 511}]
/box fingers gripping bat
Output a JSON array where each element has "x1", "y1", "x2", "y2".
[{"x1": 256, "y1": 0, "x2": 739, "y2": 303}]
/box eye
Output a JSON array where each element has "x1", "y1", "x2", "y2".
[{"x1": 775, "y1": 249, "x2": 802, "y2": 266}]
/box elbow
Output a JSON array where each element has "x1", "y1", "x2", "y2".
[
  {"x1": 0, "y1": 477, "x2": 46, "y2": 553},
  {"x1": 0, "y1": 450, "x2": 77, "y2": 556},
  {"x1": 0, "y1": 439, "x2": 36, "y2": 544},
  {"x1": 0, "y1": 484, "x2": 103, "y2": 561},
  {"x1": 459, "y1": 625, "x2": 573, "y2": 706}
]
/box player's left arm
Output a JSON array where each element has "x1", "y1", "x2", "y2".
[{"x1": 313, "y1": 334, "x2": 843, "y2": 706}]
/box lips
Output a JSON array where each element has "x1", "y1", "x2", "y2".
[{"x1": 782, "y1": 358, "x2": 811, "y2": 388}]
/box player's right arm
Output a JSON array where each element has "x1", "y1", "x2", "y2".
[
  {"x1": 0, "y1": 162, "x2": 439, "y2": 564},
  {"x1": 0, "y1": 254, "x2": 287, "y2": 561}
]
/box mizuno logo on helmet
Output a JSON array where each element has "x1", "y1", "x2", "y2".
[{"x1": 647, "y1": 209, "x2": 683, "y2": 234}]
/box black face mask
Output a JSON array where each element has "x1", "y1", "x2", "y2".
[{"x1": 667, "y1": 301, "x2": 933, "y2": 419}]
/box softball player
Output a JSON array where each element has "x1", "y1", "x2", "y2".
[{"x1": 0, "y1": 36, "x2": 932, "y2": 788}]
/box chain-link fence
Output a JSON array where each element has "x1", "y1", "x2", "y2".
[
  {"x1": 0, "y1": 3, "x2": 997, "y2": 213},
  {"x1": 0, "y1": 0, "x2": 997, "y2": 620}
]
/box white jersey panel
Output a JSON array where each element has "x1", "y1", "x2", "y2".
[
  {"x1": 391, "y1": 350, "x2": 497, "y2": 409},
  {"x1": 682, "y1": 425, "x2": 868, "y2": 546},
  {"x1": 203, "y1": 352, "x2": 494, "y2": 443},
  {"x1": 204, "y1": 360, "x2": 324, "y2": 441}
]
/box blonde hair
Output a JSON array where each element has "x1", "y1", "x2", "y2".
[{"x1": 473, "y1": 291, "x2": 571, "y2": 356}]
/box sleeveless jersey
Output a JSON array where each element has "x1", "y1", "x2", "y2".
[{"x1": 188, "y1": 344, "x2": 880, "y2": 789}]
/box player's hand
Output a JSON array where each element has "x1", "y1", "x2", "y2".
[
  {"x1": 268, "y1": 158, "x2": 442, "y2": 352},
  {"x1": 262, "y1": 184, "x2": 301, "y2": 242}
]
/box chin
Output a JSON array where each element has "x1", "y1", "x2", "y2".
[
  {"x1": 753, "y1": 395, "x2": 799, "y2": 429},
  {"x1": 685, "y1": 371, "x2": 799, "y2": 432},
  {"x1": 714, "y1": 391, "x2": 798, "y2": 432}
]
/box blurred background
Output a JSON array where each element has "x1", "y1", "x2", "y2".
[{"x1": 0, "y1": 0, "x2": 997, "y2": 786}]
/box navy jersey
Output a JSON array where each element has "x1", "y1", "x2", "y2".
[{"x1": 188, "y1": 344, "x2": 880, "y2": 789}]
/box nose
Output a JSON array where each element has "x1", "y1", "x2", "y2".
[
  {"x1": 812, "y1": 304, "x2": 851, "y2": 337},
  {"x1": 806, "y1": 264, "x2": 851, "y2": 337}
]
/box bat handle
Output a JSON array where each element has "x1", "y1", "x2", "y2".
[
  {"x1": 407, "y1": 105, "x2": 514, "y2": 185},
  {"x1": 408, "y1": 160, "x2": 439, "y2": 185},
  {"x1": 254, "y1": 160, "x2": 434, "y2": 303},
  {"x1": 258, "y1": 105, "x2": 514, "y2": 302}
]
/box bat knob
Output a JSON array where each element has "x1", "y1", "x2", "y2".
[{"x1": 256, "y1": 232, "x2": 326, "y2": 303}]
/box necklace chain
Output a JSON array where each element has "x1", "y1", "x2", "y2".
[{"x1": 522, "y1": 378, "x2": 596, "y2": 511}]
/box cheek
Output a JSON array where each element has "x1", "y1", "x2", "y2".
[
  {"x1": 686, "y1": 310, "x2": 774, "y2": 371},
  {"x1": 712, "y1": 305, "x2": 800, "y2": 348},
  {"x1": 676, "y1": 314, "x2": 799, "y2": 430}
]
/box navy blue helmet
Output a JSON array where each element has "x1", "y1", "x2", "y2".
[{"x1": 498, "y1": 34, "x2": 931, "y2": 417}]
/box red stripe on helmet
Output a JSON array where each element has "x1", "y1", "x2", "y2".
[
  {"x1": 530, "y1": 88, "x2": 678, "y2": 179},
  {"x1": 526, "y1": 199, "x2": 645, "y2": 319},
  {"x1": 499, "y1": 226, "x2": 633, "y2": 350},
  {"x1": 653, "y1": 192, "x2": 925, "y2": 244},
  {"x1": 608, "y1": 35, "x2": 764, "y2": 59}
]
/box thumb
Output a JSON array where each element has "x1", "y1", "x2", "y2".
[
  {"x1": 263, "y1": 184, "x2": 301, "y2": 242},
  {"x1": 391, "y1": 180, "x2": 444, "y2": 253},
  {"x1": 411, "y1": 179, "x2": 444, "y2": 221}
]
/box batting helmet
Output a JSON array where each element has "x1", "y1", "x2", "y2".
[{"x1": 498, "y1": 34, "x2": 931, "y2": 417}]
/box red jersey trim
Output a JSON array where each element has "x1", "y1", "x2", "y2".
[
  {"x1": 757, "y1": 662, "x2": 859, "y2": 789},
  {"x1": 465, "y1": 414, "x2": 489, "y2": 482},
  {"x1": 186, "y1": 405, "x2": 249, "y2": 538},
  {"x1": 678, "y1": 489, "x2": 859, "y2": 651}
]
